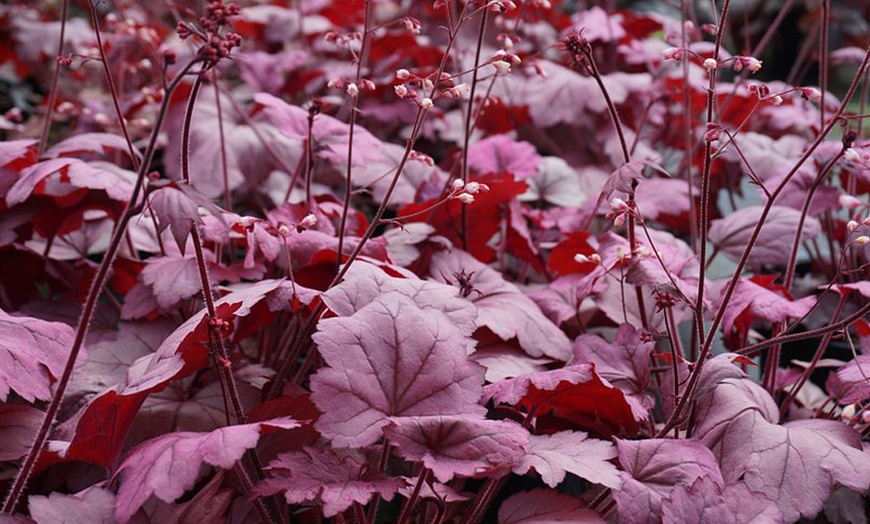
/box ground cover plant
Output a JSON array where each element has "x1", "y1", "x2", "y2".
[{"x1": 1, "y1": 0, "x2": 870, "y2": 522}]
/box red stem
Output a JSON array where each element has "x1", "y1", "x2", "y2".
[{"x1": 37, "y1": 0, "x2": 68, "y2": 155}]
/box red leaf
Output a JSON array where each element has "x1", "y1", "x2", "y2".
[
  {"x1": 399, "y1": 173, "x2": 527, "y2": 263},
  {"x1": 547, "y1": 232, "x2": 597, "y2": 276},
  {"x1": 483, "y1": 364, "x2": 639, "y2": 436}
]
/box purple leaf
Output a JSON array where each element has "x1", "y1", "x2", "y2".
[
  {"x1": 310, "y1": 294, "x2": 486, "y2": 447},
  {"x1": 6, "y1": 158, "x2": 135, "y2": 205},
  {"x1": 512, "y1": 430, "x2": 621, "y2": 488},
  {"x1": 694, "y1": 377, "x2": 870, "y2": 521},
  {"x1": 528, "y1": 268, "x2": 606, "y2": 327},
  {"x1": 572, "y1": 324, "x2": 655, "y2": 422},
  {"x1": 322, "y1": 261, "x2": 477, "y2": 337},
  {"x1": 659, "y1": 477, "x2": 784, "y2": 524},
  {"x1": 613, "y1": 438, "x2": 724, "y2": 523},
  {"x1": 114, "y1": 417, "x2": 298, "y2": 522},
  {"x1": 467, "y1": 134, "x2": 541, "y2": 179},
  {"x1": 0, "y1": 308, "x2": 76, "y2": 402},
  {"x1": 708, "y1": 206, "x2": 820, "y2": 268},
  {"x1": 44, "y1": 132, "x2": 141, "y2": 162},
  {"x1": 122, "y1": 279, "x2": 285, "y2": 395},
  {"x1": 600, "y1": 161, "x2": 649, "y2": 199},
  {"x1": 0, "y1": 403, "x2": 42, "y2": 461},
  {"x1": 139, "y1": 254, "x2": 203, "y2": 310},
  {"x1": 384, "y1": 415, "x2": 528, "y2": 482},
  {"x1": 430, "y1": 250, "x2": 572, "y2": 361},
  {"x1": 519, "y1": 157, "x2": 592, "y2": 207},
  {"x1": 717, "y1": 277, "x2": 815, "y2": 336},
  {"x1": 148, "y1": 184, "x2": 213, "y2": 255},
  {"x1": 253, "y1": 92, "x2": 384, "y2": 166},
  {"x1": 497, "y1": 489, "x2": 604, "y2": 524},
  {"x1": 163, "y1": 89, "x2": 300, "y2": 198},
  {"x1": 470, "y1": 341, "x2": 551, "y2": 383},
  {"x1": 254, "y1": 447, "x2": 406, "y2": 517},
  {"x1": 29, "y1": 487, "x2": 116, "y2": 524},
  {"x1": 834, "y1": 355, "x2": 870, "y2": 403}
]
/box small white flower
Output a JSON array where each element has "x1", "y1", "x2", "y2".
[
  {"x1": 396, "y1": 69, "x2": 411, "y2": 80},
  {"x1": 464, "y1": 181, "x2": 481, "y2": 194},
  {"x1": 394, "y1": 85, "x2": 409, "y2": 98},
  {"x1": 847, "y1": 220, "x2": 860, "y2": 232},
  {"x1": 703, "y1": 58, "x2": 718, "y2": 70},
  {"x1": 422, "y1": 78, "x2": 434, "y2": 91},
  {"x1": 452, "y1": 178, "x2": 465, "y2": 190},
  {"x1": 855, "y1": 235, "x2": 870, "y2": 245},
  {"x1": 346, "y1": 82, "x2": 359, "y2": 97},
  {"x1": 420, "y1": 97, "x2": 434, "y2": 109},
  {"x1": 456, "y1": 193, "x2": 475, "y2": 204},
  {"x1": 574, "y1": 253, "x2": 591, "y2": 264},
  {"x1": 770, "y1": 95, "x2": 783, "y2": 106},
  {"x1": 491, "y1": 60, "x2": 512, "y2": 73},
  {"x1": 845, "y1": 148, "x2": 862, "y2": 163}
]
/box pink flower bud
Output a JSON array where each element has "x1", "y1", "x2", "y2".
[
  {"x1": 800, "y1": 87, "x2": 822, "y2": 102},
  {"x1": 394, "y1": 85, "x2": 409, "y2": 98},
  {"x1": 844, "y1": 148, "x2": 862, "y2": 163},
  {"x1": 840, "y1": 194, "x2": 862, "y2": 210},
  {"x1": 396, "y1": 69, "x2": 411, "y2": 80}
]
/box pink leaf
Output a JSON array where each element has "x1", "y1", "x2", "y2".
[
  {"x1": 660, "y1": 477, "x2": 784, "y2": 524},
  {"x1": 148, "y1": 183, "x2": 219, "y2": 255},
  {"x1": 7, "y1": 158, "x2": 136, "y2": 205},
  {"x1": 708, "y1": 206, "x2": 820, "y2": 268},
  {"x1": 384, "y1": 415, "x2": 528, "y2": 482},
  {"x1": 467, "y1": 134, "x2": 541, "y2": 179},
  {"x1": 122, "y1": 279, "x2": 285, "y2": 395},
  {"x1": 114, "y1": 417, "x2": 298, "y2": 522},
  {"x1": 694, "y1": 377, "x2": 870, "y2": 521},
  {"x1": 512, "y1": 430, "x2": 621, "y2": 488},
  {"x1": 834, "y1": 355, "x2": 870, "y2": 403},
  {"x1": 0, "y1": 308, "x2": 76, "y2": 402},
  {"x1": 0, "y1": 403, "x2": 42, "y2": 461},
  {"x1": 310, "y1": 294, "x2": 486, "y2": 447},
  {"x1": 572, "y1": 324, "x2": 655, "y2": 422},
  {"x1": 322, "y1": 261, "x2": 477, "y2": 337},
  {"x1": 44, "y1": 132, "x2": 141, "y2": 162},
  {"x1": 253, "y1": 92, "x2": 385, "y2": 166},
  {"x1": 600, "y1": 161, "x2": 650, "y2": 199},
  {"x1": 613, "y1": 438, "x2": 724, "y2": 523},
  {"x1": 717, "y1": 277, "x2": 815, "y2": 336},
  {"x1": 139, "y1": 254, "x2": 203, "y2": 310},
  {"x1": 519, "y1": 157, "x2": 592, "y2": 208},
  {"x1": 254, "y1": 447, "x2": 406, "y2": 517},
  {"x1": 497, "y1": 489, "x2": 604, "y2": 524},
  {"x1": 163, "y1": 89, "x2": 300, "y2": 198},
  {"x1": 429, "y1": 249, "x2": 572, "y2": 361},
  {"x1": 29, "y1": 487, "x2": 116, "y2": 524}
]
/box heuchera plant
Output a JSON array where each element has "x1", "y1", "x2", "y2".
[{"x1": 2, "y1": 0, "x2": 870, "y2": 522}]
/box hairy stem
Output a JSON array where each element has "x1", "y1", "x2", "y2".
[{"x1": 2, "y1": 58, "x2": 198, "y2": 514}]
